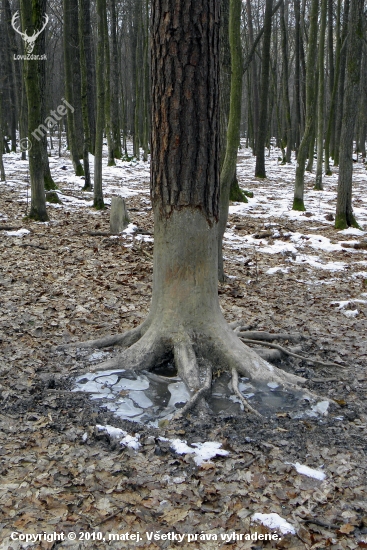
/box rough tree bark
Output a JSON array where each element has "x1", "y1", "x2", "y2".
[
  {"x1": 61, "y1": 0, "x2": 311, "y2": 418},
  {"x1": 20, "y1": 0, "x2": 48, "y2": 221},
  {"x1": 335, "y1": 0, "x2": 364, "y2": 230},
  {"x1": 0, "y1": 91, "x2": 5, "y2": 181}
]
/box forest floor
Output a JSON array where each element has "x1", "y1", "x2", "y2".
[{"x1": 0, "y1": 143, "x2": 367, "y2": 549}]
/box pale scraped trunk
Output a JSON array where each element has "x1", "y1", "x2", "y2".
[
  {"x1": 292, "y1": 0, "x2": 318, "y2": 211},
  {"x1": 335, "y1": 0, "x2": 364, "y2": 229},
  {"x1": 93, "y1": 0, "x2": 106, "y2": 209},
  {"x1": 315, "y1": 0, "x2": 327, "y2": 190}
]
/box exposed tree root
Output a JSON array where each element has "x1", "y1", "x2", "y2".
[
  {"x1": 61, "y1": 317, "x2": 331, "y2": 418},
  {"x1": 55, "y1": 325, "x2": 146, "y2": 352},
  {"x1": 239, "y1": 331, "x2": 302, "y2": 343},
  {"x1": 173, "y1": 362, "x2": 212, "y2": 419},
  {"x1": 240, "y1": 338, "x2": 347, "y2": 369},
  {"x1": 231, "y1": 368, "x2": 263, "y2": 418}
]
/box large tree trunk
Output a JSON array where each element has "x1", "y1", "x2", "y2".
[
  {"x1": 292, "y1": 0, "x2": 318, "y2": 211},
  {"x1": 335, "y1": 0, "x2": 364, "y2": 230},
  {"x1": 20, "y1": 0, "x2": 48, "y2": 222}
]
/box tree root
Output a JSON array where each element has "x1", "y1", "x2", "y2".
[
  {"x1": 55, "y1": 325, "x2": 145, "y2": 352},
  {"x1": 173, "y1": 362, "x2": 212, "y2": 419},
  {"x1": 239, "y1": 331, "x2": 302, "y2": 343},
  {"x1": 62, "y1": 318, "x2": 330, "y2": 418},
  {"x1": 231, "y1": 368, "x2": 263, "y2": 418},
  {"x1": 240, "y1": 338, "x2": 347, "y2": 369}
]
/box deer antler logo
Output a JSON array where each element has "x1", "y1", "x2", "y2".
[{"x1": 11, "y1": 11, "x2": 49, "y2": 55}]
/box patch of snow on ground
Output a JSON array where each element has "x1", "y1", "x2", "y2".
[
  {"x1": 5, "y1": 228, "x2": 30, "y2": 236},
  {"x1": 96, "y1": 425, "x2": 141, "y2": 450},
  {"x1": 290, "y1": 462, "x2": 326, "y2": 481},
  {"x1": 161, "y1": 438, "x2": 229, "y2": 466},
  {"x1": 251, "y1": 513, "x2": 296, "y2": 535}
]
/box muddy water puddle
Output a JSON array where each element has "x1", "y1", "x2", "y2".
[{"x1": 73, "y1": 356, "x2": 329, "y2": 426}]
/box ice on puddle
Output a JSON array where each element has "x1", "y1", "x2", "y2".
[
  {"x1": 114, "y1": 398, "x2": 144, "y2": 417},
  {"x1": 129, "y1": 390, "x2": 153, "y2": 409},
  {"x1": 95, "y1": 374, "x2": 118, "y2": 385},
  {"x1": 168, "y1": 381, "x2": 191, "y2": 407},
  {"x1": 267, "y1": 382, "x2": 279, "y2": 389},
  {"x1": 251, "y1": 513, "x2": 296, "y2": 535},
  {"x1": 74, "y1": 380, "x2": 111, "y2": 395},
  {"x1": 113, "y1": 375, "x2": 149, "y2": 391}
]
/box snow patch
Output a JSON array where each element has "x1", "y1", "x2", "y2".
[
  {"x1": 251, "y1": 513, "x2": 296, "y2": 535},
  {"x1": 290, "y1": 462, "x2": 326, "y2": 481}
]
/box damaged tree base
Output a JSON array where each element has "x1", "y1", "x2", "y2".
[{"x1": 57, "y1": 210, "x2": 332, "y2": 419}]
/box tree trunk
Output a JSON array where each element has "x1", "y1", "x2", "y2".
[
  {"x1": 293, "y1": 0, "x2": 301, "y2": 153},
  {"x1": 335, "y1": 0, "x2": 364, "y2": 229},
  {"x1": 109, "y1": 0, "x2": 122, "y2": 160},
  {"x1": 20, "y1": 0, "x2": 48, "y2": 221},
  {"x1": 280, "y1": 0, "x2": 292, "y2": 163},
  {"x1": 79, "y1": 0, "x2": 92, "y2": 191},
  {"x1": 255, "y1": 0, "x2": 273, "y2": 178},
  {"x1": 324, "y1": 0, "x2": 341, "y2": 175},
  {"x1": 0, "y1": 92, "x2": 5, "y2": 181},
  {"x1": 246, "y1": 0, "x2": 259, "y2": 154},
  {"x1": 333, "y1": 0, "x2": 350, "y2": 166},
  {"x1": 315, "y1": 0, "x2": 327, "y2": 190},
  {"x1": 63, "y1": 0, "x2": 84, "y2": 176},
  {"x1": 66, "y1": 0, "x2": 312, "y2": 417},
  {"x1": 292, "y1": 0, "x2": 318, "y2": 211},
  {"x1": 94, "y1": 0, "x2": 106, "y2": 209},
  {"x1": 217, "y1": 0, "x2": 245, "y2": 282}
]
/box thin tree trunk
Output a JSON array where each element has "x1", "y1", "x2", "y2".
[
  {"x1": 63, "y1": 0, "x2": 84, "y2": 176},
  {"x1": 79, "y1": 0, "x2": 91, "y2": 191},
  {"x1": 324, "y1": 0, "x2": 341, "y2": 175},
  {"x1": 0, "y1": 92, "x2": 5, "y2": 181},
  {"x1": 20, "y1": 0, "x2": 48, "y2": 221},
  {"x1": 292, "y1": 0, "x2": 318, "y2": 211},
  {"x1": 109, "y1": 0, "x2": 121, "y2": 160},
  {"x1": 333, "y1": 0, "x2": 350, "y2": 166},
  {"x1": 246, "y1": 0, "x2": 259, "y2": 154},
  {"x1": 94, "y1": 0, "x2": 106, "y2": 209},
  {"x1": 280, "y1": 0, "x2": 292, "y2": 163},
  {"x1": 293, "y1": 0, "x2": 301, "y2": 153},
  {"x1": 315, "y1": 0, "x2": 327, "y2": 190},
  {"x1": 255, "y1": 0, "x2": 273, "y2": 178},
  {"x1": 335, "y1": 0, "x2": 364, "y2": 229},
  {"x1": 218, "y1": 0, "x2": 244, "y2": 282}
]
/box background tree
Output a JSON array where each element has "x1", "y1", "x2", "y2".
[
  {"x1": 20, "y1": 0, "x2": 48, "y2": 221},
  {"x1": 335, "y1": 0, "x2": 365, "y2": 229},
  {"x1": 94, "y1": 0, "x2": 106, "y2": 209}
]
